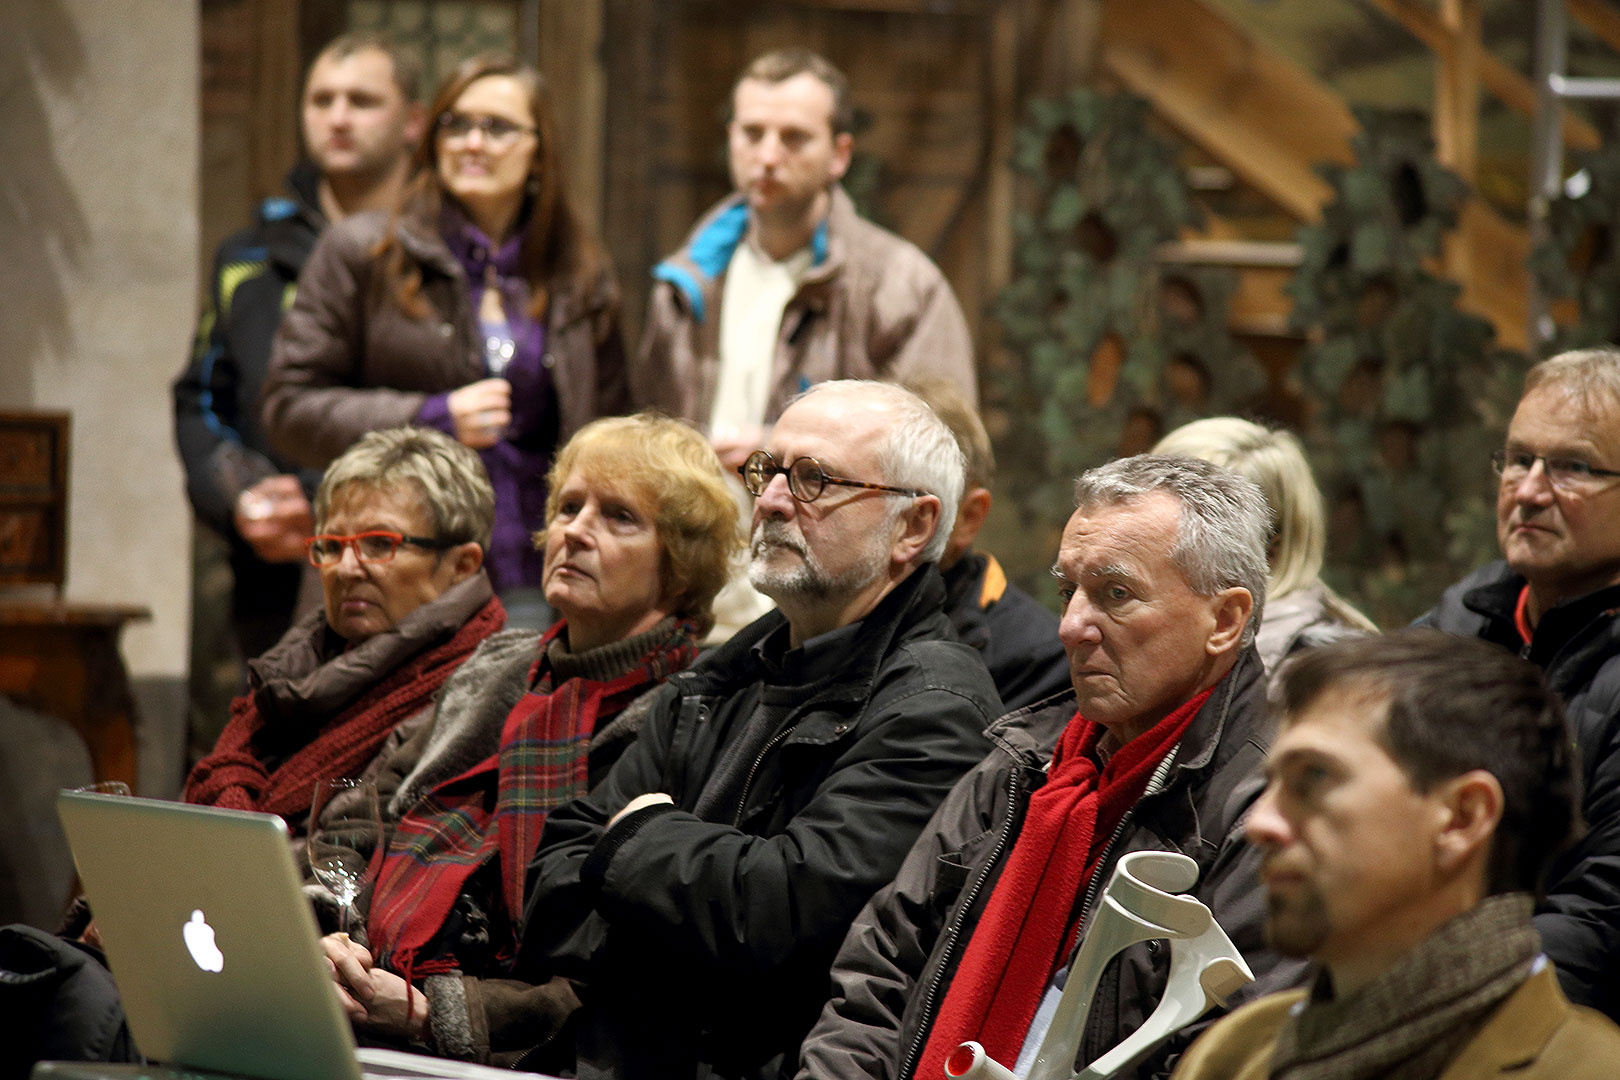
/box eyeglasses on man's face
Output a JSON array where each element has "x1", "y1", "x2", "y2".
[
  {"x1": 1492, "y1": 449, "x2": 1620, "y2": 493},
  {"x1": 306, "y1": 531, "x2": 453, "y2": 568},
  {"x1": 436, "y1": 112, "x2": 536, "y2": 147},
  {"x1": 738, "y1": 449, "x2": 924, "y2": 504}
]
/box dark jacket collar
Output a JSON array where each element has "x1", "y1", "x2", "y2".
[
  {"x1": 982, "y1": 645, "x2": 1267, "y2": 780},
  {"x1": 1462, "y1": 560, "x2": 1620, "y2": 657},
  {"x1": 678, "y1": 563, "x2": 948, "y2": 706}
]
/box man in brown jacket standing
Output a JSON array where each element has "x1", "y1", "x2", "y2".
[
  {"x1": 630, "y1": 48, "x2": 976, "y2": 475},
  {"x1": 1172, "y1": 631, "x2": 1620, "y2": 1080}
]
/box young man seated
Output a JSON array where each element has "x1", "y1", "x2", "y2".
[{"x1": 1173, "y1": 629, "x2": 1620, "y2": 1079}]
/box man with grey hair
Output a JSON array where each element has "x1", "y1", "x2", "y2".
[
  {"x1": 797, "y1": 454, "x2": 1303, "y2": 1080},
  {"x1": 522, "y1": 380, "x2": 1001, "y2": 1080},
  {"x1": 1418, "y1": 346, "x2": 1620, "y2": 1020}
]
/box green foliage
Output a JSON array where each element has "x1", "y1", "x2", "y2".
[
  {"x1": 1531, "y1": 140, "x2": 1620, "y2": 353},
  {"x1": 993, "y1": 88, "x2": 1265, "y2": 547},
  {"x1": 1291, "y1": 107, "x2": 1526, "y2": 627}
]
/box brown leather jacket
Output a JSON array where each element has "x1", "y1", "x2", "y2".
[
  {"x1": 630, "y1": 186, "x2": 976, "y2": 424},
  {"x1": 261, "y1": 209, "x2": 626, "y2": 468}
]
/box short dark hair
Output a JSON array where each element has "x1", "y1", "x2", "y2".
[
  {"x1": 1274, "y1": 629, "x2": 1582, "y2": 898},
  {"x1": 733, "y1": 47, "x2": 852, "y2": 136},
  {"x1": 311, "y1": 31, "x2": 421, "y2": 102}
]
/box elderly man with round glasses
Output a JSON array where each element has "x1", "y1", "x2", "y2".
[
  {"x1": 185, "y1": 426, "x2": 506, "y2": 840},
  {"x1": 1419, "y1": 345, "x2": 1620, "y2": 1021},
  {"x1": 520, "y1": 379, "x2": 1001, "y2": 1080}
]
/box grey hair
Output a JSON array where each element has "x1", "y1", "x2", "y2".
[
  {"x1": 1073, "y1": 454, "x2": 1271, "y2": 648},
  {"x1": 1524, "y1": 346, "x2": 1620, "y2": 412},
  {"x1": 314, "y1": 426, "x2": 495, "y2": 550},
  {"x1": 795, "y1": 380, "x2": 965, "y2": 564}
]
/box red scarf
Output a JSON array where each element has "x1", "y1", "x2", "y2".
[
  {"x1": 916, "y1": 686, "x2": 1214, "y2": 1080},
  {"x1": 365, "y1": 620, "x2": 699, "y2": 978},
  {"x1": 183, "y1": 597, "x2": 506, "y2": 825}
]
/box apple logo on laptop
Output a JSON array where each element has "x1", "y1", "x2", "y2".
[{"x1": 183, "y1": 909, "x2": 224, "y2": 973}]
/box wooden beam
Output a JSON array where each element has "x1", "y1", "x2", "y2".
[
  {"x1": 1436, "y1": 0, "x2": 1482, "y2": 285},
  {"x1": 986, "y1": 4, "x2": 1019, "y2": 298},
  {"x1": 1365, "y1": 0, "x2": 1601, "y2": 151},
  {"x1": 1434, "y1": 0, "x2": 1482, "y2": 184},
  {"x1": 1571, "y1": 0, "x2": 1620, "y2": 56},
  {"x1": 1100, "y1": 0, "x2": 1528, "y2": 350},
  {"x1": 252, "y1": 0, "x2": 302, "y2": 207},
  {"x1": 537, "y1": 0, "x2": 606, "y2": 237},
  {"x1": 1100, "y1": 0, "x2": 1351, "y2": 222}
]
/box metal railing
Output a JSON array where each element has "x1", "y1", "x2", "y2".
[{"x1": 1531, "y1": 0, "x2": 1620, "y2": 349}]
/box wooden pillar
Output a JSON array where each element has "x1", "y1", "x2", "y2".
[
  {"x1": 537, "y1": 0, "x2": 607, "y2": 237},
  {"x1": 252, "y1": 0, "x2": 303, "y2": 206},
  {"x1": 986, "y1": 5, "x2": 1020, "y2": 299},
  {"x1": 1435, "y1": 0, "x2": 1482, "y2": 280},
  {"x1": 1434, "y1": 0, "x2": 1482, "y2": 183}
]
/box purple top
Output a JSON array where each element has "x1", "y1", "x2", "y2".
[{"x1": 415, "y1": 207, "x2": 558, "y2": 592}]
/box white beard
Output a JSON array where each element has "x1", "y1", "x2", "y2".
[{"x1": 748, "y1": 519, "x2": 887, "y2": 603}]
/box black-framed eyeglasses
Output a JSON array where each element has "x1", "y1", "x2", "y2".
[
  {"x1": 1491, "y1": 449, "x2": 1620, "y2": 492},
  {"x1": 436, "y1": 112, "x2": 536, "y2": 145},
  {"x1": 738, "y1": 449, "x2": 924, "y2": 503},
  {"x1": 305, "y1": 531, "x2": 454, "y2": 567}
]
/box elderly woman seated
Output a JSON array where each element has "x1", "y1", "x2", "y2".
[
  {"x1": 1153, "y1": 417, "x2": 1377, "y2": 671},
  {"x1": 318, "y1": 413, "x2": 739, "y2": 1064},
  {"x1": 183, "y1": 427, "x2": 506, "y2": 837}
]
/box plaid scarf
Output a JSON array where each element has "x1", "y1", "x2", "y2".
[
  {"x1": 184, "y1": 593, "x2": 506, "y2": 826},
  {"x1": 366, "y1": 618, "x2": 699, "y2": 978},
  {"x1": 916, "y1": 685, "x2": 1214, "y2": 1080},
  {"x1": 1268, "y1": 894, "x2": 1538, "y2": 1080}
]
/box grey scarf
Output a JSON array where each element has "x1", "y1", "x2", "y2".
[{"x1": 1269, "y1": 894, "x2": 1539, "y2": 1080}]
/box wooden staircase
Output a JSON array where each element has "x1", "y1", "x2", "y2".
[{"x1": 1091, "y1": 0, "x2": 1611, "y2": 354}]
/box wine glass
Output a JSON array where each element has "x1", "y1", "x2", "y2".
[
  {"x1": 76, "y1": 781, "x2": 133, "y2": 796},
  {"x1": 307, "y1": 778, "x2": 382, "y2": 936}
]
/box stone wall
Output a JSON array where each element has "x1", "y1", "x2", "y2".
[{"x1": 0, "y1": 0, "x2": 197, "y2": 796}]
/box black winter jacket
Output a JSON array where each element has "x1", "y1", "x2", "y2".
[
  {"x1": 941, "y1": 553, "x2": 1070, "y2": 712},
  {"x1": 796, "y1": 647, "x2": 1304, "y2": 1080},
  {"x1": 1417, "y1": 560, "x2": 1620, "y2": 1020},
  {"x1": 0, "y1": 924, "x2": 139, "y2": 1076},
  {"x1": 172, "y1": 163, "x2": 322, "y2": 648},
  {"x1": 521, "y1": 566, "x2": 1001, "y2": 1080}
]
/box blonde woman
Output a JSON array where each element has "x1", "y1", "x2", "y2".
[
  {"x1": 1154, "y1": 417, "x2": 1376, "y2": 671},
  {"x1": 319, "y1": 414, "x2": 740, "y2": 1065}
]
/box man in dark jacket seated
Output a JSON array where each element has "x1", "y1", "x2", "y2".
[
  {"x1": 907, "y1": 377, "x2": 1070, "y2": 710},
  {"x1": 522, "y1": 380, "x2": 1002, "y2": 1080},
  {"x1": 1417, "y1": 346, "x2": 1620, "y2": 1020},
  {"x1": 797, "y1": 455, "x2": 1304, "y2": 1080}
]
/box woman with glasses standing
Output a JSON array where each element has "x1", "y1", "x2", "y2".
[
  {"x1": 263, "y1": 53, "x2": 626, "y2": 629},
  {"x1": 184, "y1": 427, "x2": 506, "y2": 840}
]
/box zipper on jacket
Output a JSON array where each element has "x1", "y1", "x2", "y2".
[
  {"x1": 1065, "y1": 752, "x2": 1178, "y2": 1065},
  {"x1": 732, "y1": 723, "x2": 798, "y2": 828},
  {"x1": 900, "y1": 768, "x2": 1023, "y2": 1080}
]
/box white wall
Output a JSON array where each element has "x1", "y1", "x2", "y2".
[{"x1": 0, "y1": 0, "x2": 197, "y2": 681}]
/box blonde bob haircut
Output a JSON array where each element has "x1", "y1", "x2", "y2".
[
  {"x1": 315, "y1": 426, "x2": 495, "y2": 550},
  {"x1": 541, "y1": 414, "x2": 741, "y2": 629},
  {"x1": 1152, "y1": 418, "x2": 1374, "y2": 632}
]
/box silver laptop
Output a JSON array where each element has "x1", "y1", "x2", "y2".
[{"x1": 55, "y1": 791, "x2": 524, "y2": 1080}]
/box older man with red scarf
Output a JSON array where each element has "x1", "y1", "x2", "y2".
[{"x1": 797, "y1": 454, "x2": 1306, "y2": 1080}]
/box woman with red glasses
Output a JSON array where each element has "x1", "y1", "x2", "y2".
[
  {"x1": 262, "y1": 53, "x2": 625, "y2": 630},
  {"x1": 312, "y1": 414, "x2": 740, "y2": 1066},
  {"x1": 183, "y1": 426, "x2": 506, "y2": 841}
]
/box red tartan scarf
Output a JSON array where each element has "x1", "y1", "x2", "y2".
[
  {"x1": 183, "y1": 595, "x2": 506, "y2": 825},
  {"x1": 365, "y1": 618, "x2": 699, "y2": 977},
  {"x1": 916, "y1": 685, "x2": 1215, "y2": 1080}
]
